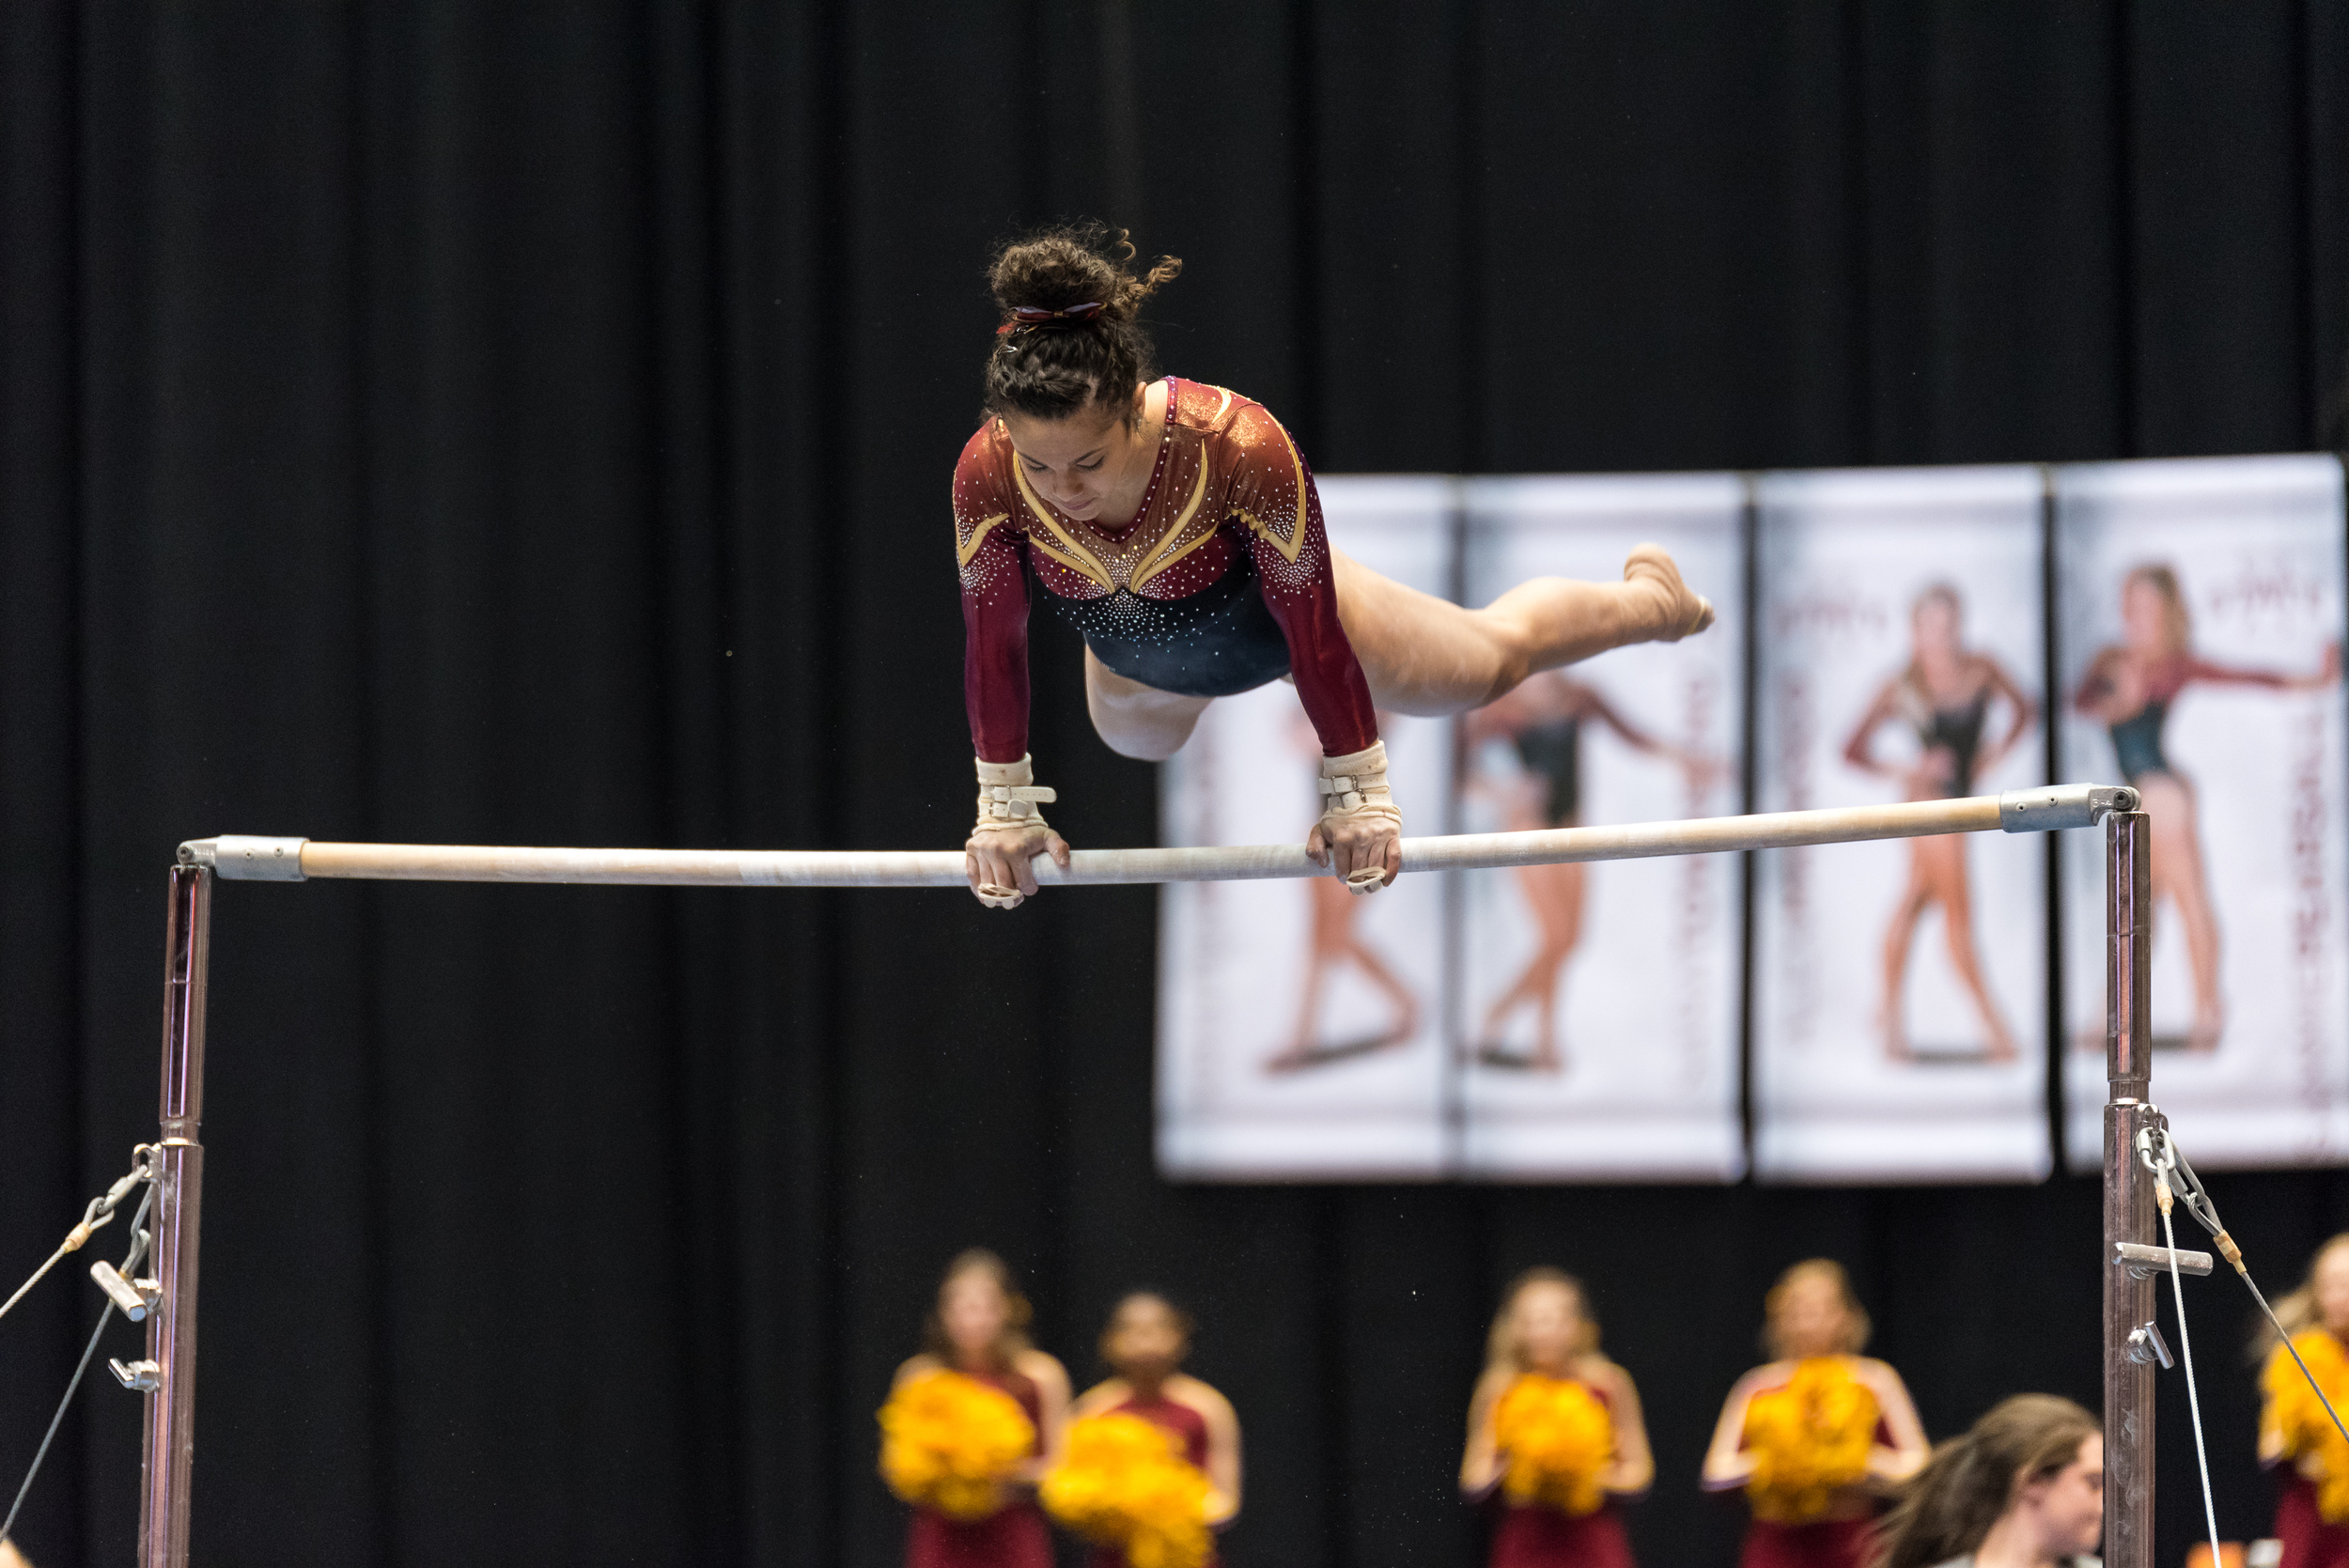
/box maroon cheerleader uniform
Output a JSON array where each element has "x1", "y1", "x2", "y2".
[
  {"x1": 2276, "y1": 1472, "x2": 2349, "y2": 1568},
  {"x1": 904, "y1": 1368, "x2": 1052, "y2": 1568},
  {"x1": 1086, "y1": 1389, "x2": 1222, "y2": 1568}
]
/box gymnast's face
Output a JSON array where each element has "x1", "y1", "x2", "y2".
[
  {"x1": 2018, "y1": 1435, "x2": 2104, "y2": 1559},
  {"x1": 2314, "y1": 1245, "x2": 2349, "y2": 1335},
  {"x1": 1775, "y1": 1273, "x2": 1851, "y2": 1359},
  {"x1": 940, "y1": 1273, "x2": 1009, "y2": 1358},
  {"x1": 1002, "y1": 384, "x2": 1152, "y2": 523},
  {"x1": 2122, "y1": 578, "x2": 2170, "y2": 653},
  {"x1": 1912, "y1": 597, "x2": 1960, "y2": 660},
  {"x1": 1514, "y1": 1282, "x2": 1583, "y2": 1374}
]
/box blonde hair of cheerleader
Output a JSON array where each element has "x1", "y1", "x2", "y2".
[
  {"x1": 2256, "y1": 1233, "x2": 2349, "y2": 1358},
  {"x1": 1762, "y1": 1258, "x2": 1871, "y2": 1359},
  {"x1": 1486, "y1": 1266, "x2": 1600, "y2": 1374}
]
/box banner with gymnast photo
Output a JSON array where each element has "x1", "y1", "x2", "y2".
[
  {"x1": 2057, "y1": 456, "x2": 2349, "y2": 1171},
  {"x1": 1157, "y1": 477, "x2": 1457, "y2": 1179},
  {"x1": 1750, "y1": 467, "x2": 2052, "y2": 1182},
  {"x1": 1455, "y1": 475, "x2": 1747, "y2": 1181}
]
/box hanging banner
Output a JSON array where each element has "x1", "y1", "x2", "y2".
[
  {"x1": 2058, "y1": 456, "x2": 2349, "y2": 1170},
  {"x1": 1455, "y1": 476, "x2": 1747, "y2": 1180},
  {"x1": 1751, "y1": 467, "x2": 2052, "y2": 1182},
  {"x1": 1157, "y1": 477, "x2": 1456, "y2": 1179}
]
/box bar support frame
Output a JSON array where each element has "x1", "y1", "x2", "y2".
[
  {"x1": 138, "y1": 866, "x2": 210, "y2": 1568},
  {"x1": 2103, "y1": 810, "x2": 2155, "y2": 1568}
]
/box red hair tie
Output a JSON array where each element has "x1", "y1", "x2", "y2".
[{"x1": 995, "y1": 302, "x2": 1105, "y2": 335}]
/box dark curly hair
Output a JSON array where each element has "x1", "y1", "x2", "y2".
[{"x1": 982, "y1": 223, "x2": 1182, "y2": 424}]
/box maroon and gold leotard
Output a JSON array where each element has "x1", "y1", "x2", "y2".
[{"x1": 956, "y1": 378, "x2": 1377, "y2": 765}]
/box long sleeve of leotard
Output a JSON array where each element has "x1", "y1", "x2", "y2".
[
  {"x1": 1221, "y1": 408, "x2": 1379, "y2": 756},
  {"x1": 954, "y1": 433, "x2": 1034, "y2": 765}
]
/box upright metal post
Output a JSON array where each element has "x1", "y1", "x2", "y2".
[
  {"x1": 2104, "y1": 811, "x2": 2155, "y2": 1568},
  {"x1": 138, "y1": 867, "x2": 210, "y2": 1568}
]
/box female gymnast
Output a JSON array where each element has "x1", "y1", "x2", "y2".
[
  {"x1": 2074, "y1": 563, "x2": 2339, "y2": 1049},
  {"x1": 2257, "y1": 1232, "x2": 2349, "y2": 1567},
  {"x1": 1065, "y1": 1292, "x2": 1241, "y2": 1566},
  {"x1": 957, "y1": 225, "x2": 1716, "y2": 908},
  {"x1": 1843, "y1": 585, "x2": 2036, "y2": 1062},
  {"x1": 1463, "y1": 675, "x2": 1714, "y2": 1070},
  {"x1": 1461, "y1": 1267, "x2": 1654, "y2": 1567},
  {"x1": 886, "y1": 1250, "x2": 1071, "y2": 1568},
  {"x1": 1874, "y1": 1394, "x2": 2102, "y2": 1568},
  {"x1": 1701, "y1": 1260, "x2": 1928, "y2": 1568}
]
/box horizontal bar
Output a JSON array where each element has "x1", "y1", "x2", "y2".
[{"x1": 179, "y1": 784, "x2": 2133, "y2": 890}]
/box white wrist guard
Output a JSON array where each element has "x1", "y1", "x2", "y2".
[
  {"x1": 971, "y1": 754, "x2": 1057, "y2": 909},
  {"x1": 1316, "y1": 741, "x2": 1403, "y2": 895}
]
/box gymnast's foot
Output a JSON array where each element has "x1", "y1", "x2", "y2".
[{"x1": 1623, "y1": 543, "x2": 1714, "y2": 644}]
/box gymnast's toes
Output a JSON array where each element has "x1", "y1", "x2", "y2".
[{"x1": 1622, "y1": 543, "x2": 1714, "y2": 642}]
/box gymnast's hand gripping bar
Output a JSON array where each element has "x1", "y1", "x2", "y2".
[{"x1": 179, "y1": 783, "x2": 2136, "y2": 888}]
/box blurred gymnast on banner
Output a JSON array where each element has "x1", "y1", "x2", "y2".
[
  {"x1": 2075, "y1": 563, "x2": 2340, "y2": 1051},
  {"x1": 955, "y1": 224, "x2": 1716, "y2": 908},
  {"x1": 1702, "y1": 1260, "x2": 1928, "y2": 1568},
  {"x1": 1843, "y1": 585, "x2": 2036, "y2": 1063},
  {"x1": 1461, "y1": 1268, "x2": 1655, "y2": 1567}
]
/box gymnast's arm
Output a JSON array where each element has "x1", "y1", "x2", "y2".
[
  {"x1": 957, "y1": 453, "x2": 1070, "y2": 907},
  {"x1": 1224, "y1": 411, "x2": 1396, "y2": 889},
  {"x1": 2184, "y1": 643, "x2": 2342, "y2": 692},
  {"x1": 1700, "y1": 1367, "x2": 1766, "y2": 1490},
  {"x1": 1839, "y1": 679, "x2": 1905, "y2": 780},
  {"x1": 1974, "y1": 656, "x2": 2040, "y2": 782}
]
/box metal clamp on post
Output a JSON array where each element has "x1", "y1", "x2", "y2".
[
  {"x1": 90, "y1": 1260, "x2": 163, "y2": 1323},
  {"x1": 2125, "y1": 1321, "x2": 2175, "y2": 1370},
  {"x1": 2116, "y1": 1241, "x2": 2213, "y2": 1280},
  {"x1": 179, "y1": 835, "x2": 308, "y2": 880},
  {"x1": 109, "y1": 1359, "x2": 162, "y2": 1393},
  {"x1": 1999, "y1": 784, "x2": 2140, "y2": 832}
]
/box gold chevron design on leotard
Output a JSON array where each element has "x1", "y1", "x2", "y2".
[
  {"x1": 956, "y1": 512, "x2": 1010, "y2": 567},
  {"x1": 1010, "y1": 460, "x2": 1116, "y2": 591},
  {"x1": 1234, "y1": 412, "x2": 1311, "y2": 564},
  {"x1": 1126, "y1": 458, "x2": 1215, "y2": 594}
]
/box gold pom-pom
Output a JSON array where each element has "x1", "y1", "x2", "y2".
[
  {"x1": 1742, "y1": 1358, "x2": 1880, "y2": 1523},
  {"x1": 1040, "y1": 1412, "x2": 1214, "y2": 1568},
  {"x1": 2268, "y1": 1331, "x2": 2349, "y2": 1522},
  {"x1": 1493, "y1": 1374, "x2": 1615, "y2": 1518},
  {"x1": 879, "y1": 1369, "x2": 1036, "y2": 1521}
]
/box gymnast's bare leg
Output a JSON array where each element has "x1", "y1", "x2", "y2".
[{"x1": 1083, "y1": 544, "x2": 1715, "y2": 757}]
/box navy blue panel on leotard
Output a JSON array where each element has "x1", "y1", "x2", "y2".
[
  {"x1": 1512, "y1": 718, "x2": 1582, "y2": 827},
  {"x1": 1918, "y1": 692, "x2": 1991, "y2": 797},
  {"x1": 2108, "y1": 698, "x2": 2170, "y2": 782},
  {"x1": 1049, "y1": 549, "x2": 1293, "y2": 699}
]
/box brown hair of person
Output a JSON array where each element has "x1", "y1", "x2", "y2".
[
  {"x1": 1875, "y1": 1394, "x2": 2099, "y2": 1568},
  {"x1": 922, "y1": 1249, "x2": 1034, "y2": 1369},
  {"x1": 982, "y1": 222, "x2": 1182, "y2": 424},
  {"x1": 1484, "y1": 1266, "x2": 1601, "y2": 1374},
  {"x1": 1762, "y1": 1258, "x2": 1872, "y2": 1359}
]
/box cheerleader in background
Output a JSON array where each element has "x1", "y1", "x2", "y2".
[
  {"x1": 1702, "y1": 1260, "x2": 1929, "y2": 1568},
  {"x1": 881, "y1": 1250, "x2": 1071, "y2": 1568},
  {"x1": 1050, "y1": 1292, "x2": 1240, "y2": 1568},
  {"x1": 1875, "y1": 1394, "x2": 2102, "y2": 1568},
  {"x1": 1461, "y1": 1267, "x2": 1655, "y2": 1568},
  {"x1": 2259, "y1": 1233, "x2": 2349, "y2": 1568}
]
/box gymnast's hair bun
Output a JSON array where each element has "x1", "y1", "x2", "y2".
[{"x1": 983, "y1": 223, "x2": 1181, "y2": 422}]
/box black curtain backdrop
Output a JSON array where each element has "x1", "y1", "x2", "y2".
[{"x1": 5, "y1": 4, "x2": 2349, "y2": 1566}]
